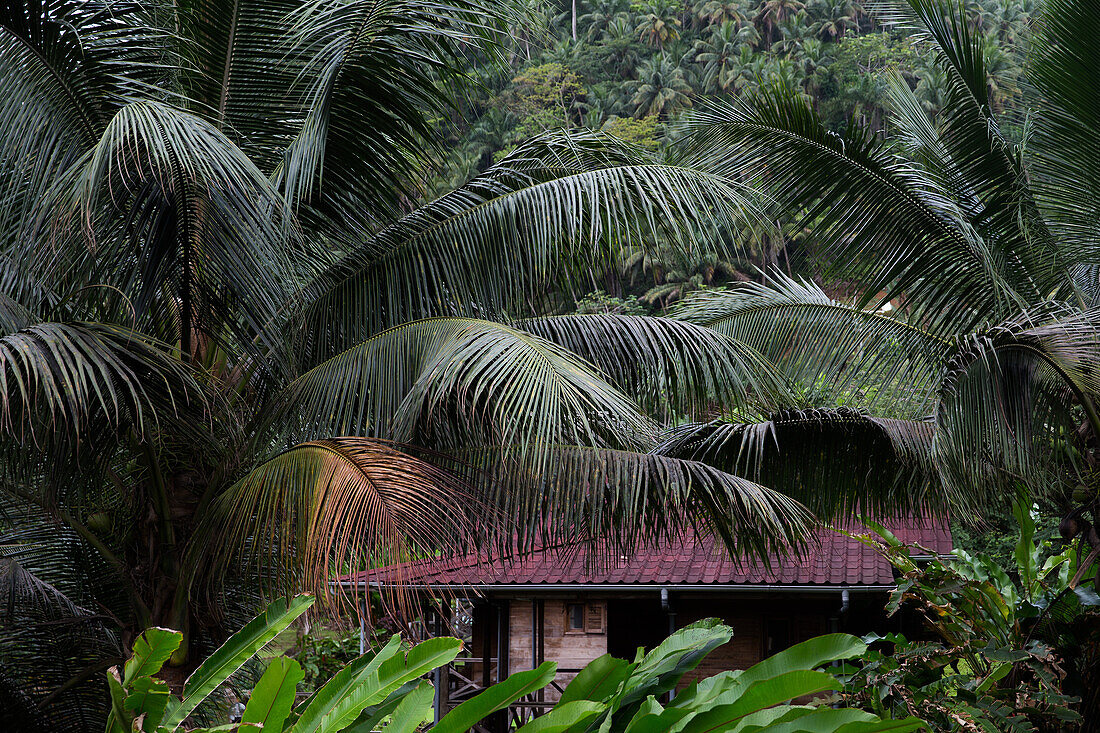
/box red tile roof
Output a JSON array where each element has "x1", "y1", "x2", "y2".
[{"x1": 343, "y1": 517, "x2": 952, "y2": 589}]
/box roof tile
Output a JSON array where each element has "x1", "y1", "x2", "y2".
[{"x1": 348, "y1": 517, "x2": 951, "y2": 588}]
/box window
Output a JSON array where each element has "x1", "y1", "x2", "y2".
[
  {"x1": 764, "y1": 617, "x2": 791, "y2": 656},
  {"x1": 565, "y1": 603, "x2": 606, "y2": 634},
  {"x1": 567, "y1": 603, "x2": 585, "y2": 632},
  {"x1": 585, "y1": 603, "x2": 606, "y2": 633}
]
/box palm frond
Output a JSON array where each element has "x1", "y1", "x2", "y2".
[
  {"x1": 1029, "y1": 0, "x2": 1100, "y2": 256},
  {"x1": 173, "y1": 0, "x2": 302, "y2": 168},
  {"x1": 516, "y1": 313, "x2": 786, "y2": 417},
  {"x1": 199, "y1": 438, "x2": 479, "y2": 607},
  {"x1": 933, "y1": 307, "x2": 1100, "y2": 500},
  {"x1": 0, "y1": 321, "x2": 200, "y2": 447},
  {"x1": 680, "y1": 84, "x2": 1046, "y2": 332},
  {"x1": 277, "y1": 317, "x2": 656, "y2": 457},
  {"x1": 0, "y1": 499, "x2": 125, "y2": 732},
  {"x1": 0, "y1": 1, "x2": 165, "y2": 251},
  {"x1": 27, "y1": 100, "x2": 300, "y2": 366},
  {"x1": 656, "y1": 408, "x2": 940, "y2": 518},
  {"x1": 877, "y1": 0, "x2": 1061, "y2": 286},
  {"x1": 294, "y1": 132, "x2": 765, "y2": 363},
  {"x1": 672, "y1": 272, "x2": 951, "y2": 415},
  {"x1": 277, "y1": 0, "x2": 519, "y2": 224},
  {"x1": 473, "y1": 445, "x2": 813, "y2": 562},
  {"x1": 0, "y1": 292, "x2": 35, "y2": 335}
]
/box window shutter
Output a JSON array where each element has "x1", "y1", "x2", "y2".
[{"x1": 585, "y1": 603, "x2": 606, "y2": 633}]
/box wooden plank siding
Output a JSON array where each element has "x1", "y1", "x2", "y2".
[
  {"x1": 496, "y1": 593, "x2": 843, "y2": 691},
  {"x1": 508, "y1": 599, "x2": 608, "y2": 698}
]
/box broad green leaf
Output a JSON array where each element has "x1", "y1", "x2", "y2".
[
  {"x1": 976, "y1": 662, "x2": 1011, "y2": 693},
  {"x1": 293, "y1": 635, "x2": 461, "y2": 733},
  {"x1": 341, "y1": 680, "x2": 424, "y2": 733},
  {"x1": 291, "y1": 634, "x2": 405, "y2": 733},
  {"x1": 105, "y1": 668, "x2": 131, "y2": 733},
  {"x1": 622, "y1": 698, "x2": 696, "y2": 733},
  {"x1": 124, "y1": 676, "x2": 171, "y2": 732},
  {"x1": 833, "y1": 719, "x2": 926, "y2": 733},
  {"x1": 735, "y1": 707, "x2": 875, "y2": 732},
  {"x1": 516, "y1": 701, "x2": 607, "y2": 733},
  {"x1": 618, "y1": 620, "x2": 735, "y2": 710},
  {"x1": 242, "y1": 656, "x2": 305, "y2": 731},
  {"x1": 124, "y1": 628, "x2": 184, "y2": 685},
  {"x1": 558, "y1": 654, "x2": 635, "y2": 705},
  {"x1": 631, "y1": 620, "x2": 734, "y2": 681},
  {"x1": 727, "y1": 634, "x2": 866, "y2": 693},
  {"x1": 1012, "y1": 498, "x2": 1038, "y2": 597},
  {"x1": 163, "y1": 595, "x2": 315, "y2": 727},
  {"x1": 724, "y1": 705, "x2": 817, "y2": 731},
  {"x1": 382, "y1": 682, "x2": 435, "y2": 733},
  {"x1": 676, "y1": 671, "x2": 840, "y2": 733},
  {"x1": 431, "y1": 662, "x2": 558, "y2": 733}
]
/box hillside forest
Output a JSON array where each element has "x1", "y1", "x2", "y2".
[{"x1": 422, "y1": 0, "x2": 1047, "y2": 555}]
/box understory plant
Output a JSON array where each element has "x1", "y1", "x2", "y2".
[
  {"x1": 107, "y1": 595, "x2": 923, "y2": 733},
  {"x1": 842, "y1": 501, "x2": 1100, "y2": 730}
]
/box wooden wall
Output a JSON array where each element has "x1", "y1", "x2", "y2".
[
  {"x1": 675, "y1": 597, "x2": 831, "y2": 684},
  {"x1": 494, "y1": 593, "x2": 846, "y2": 687},
  {"x1": 483, "y1": 591, "x2": 881, "y2": 700},
  {"x1": 508, "y1": 599, "x2": 608, "y2": 697}
]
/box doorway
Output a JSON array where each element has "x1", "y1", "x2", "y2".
[{"x1": 606, "y1": 597, "x2": 670, "y2": 659}]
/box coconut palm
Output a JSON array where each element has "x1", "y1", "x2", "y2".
[
  {"x1": 579, "y1": 0, "x2": 631, "y2": 40},
  {"x1": 695, "y1": 0, "x2": 753, "y2": 27},
  {"x1": 636, "y1": 0, "x2": 684, "y2": 48},
  {"x1": 755, "y1": 0, "x2": 807, "y2": 46},
  {"x1": 669, "y1": 0, "x2": 1100, "y2": 564},
  {"x1": 631, "y1": 54, "x2": 696, "y2": 119},
  {"x1": 695, "y1": 21, "x2": 747, "y2": 93},
  {"x1": 807, "y1": 0, "x2": 860, "y2": 37},
  {"x1": 0, "y1": 0, "x2": 823, "y2": 727}
]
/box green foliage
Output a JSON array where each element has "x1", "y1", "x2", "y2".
[
  {"x1": 841, "y1": 502, "x2": 1100, "y2": 730},
  {"x1": 817, "y1": 32, "x2": 924, "y2": 126},
  {"x1": 108, "y1": 597, "x2": 922, "y2": 733},
  {"x1": 290, "y1": 630, "x2": 363, "y2": 692},
  {"x1": 574, "y1": 290, "x2": 654, "y2": 315},
  {"x1": 495, "y1": 62, "x2": 587, "y2": 148},
  {"x1": 538, "y1": 624, "x2": 922, "y2": 733},
  {"x1": 602, "y1": 115, "x2": 661, "y2": 151},
  {"x1": 3, "y1": 0, "x2": 1088, "y2": 728},
  {"x1": 3, "y1": 1, "x2": 819, "y2": 724},
  {"x1": 108, "y1": 596, "x2": 461, "y2": 733},
  {"x1": 106, "y1": 596, "x2": 315, "y2": 732}
]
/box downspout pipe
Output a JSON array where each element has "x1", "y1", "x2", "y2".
[
  {"x1": 661, "y1": 587, "x2": 676, "y2": 635},
  {"x1": 828, "y1": 589, "x2": 851, "y2": 708},
  {"x1": 828, "y1": 589, "x2": 850, "y2": 633}
]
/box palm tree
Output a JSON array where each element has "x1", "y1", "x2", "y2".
[
  {"x1": 602, "y1": 15, "x2": 646, "y2": 76},
  {"x1": 631, "y1": 54, "x2": 696, "y2": 119},
  {"x1": 695, "y1": 22, "x2": 746, "y2": 93},
  {"x1": 807, "y1": 0, "x2": 859, "y2": 37},
  {"x1": 636, "y1": 0, "x2": 684, "y2": 48},
  {"x1": 621, "y1": 245, "x2": 754, "y2": 308},
  {"x1": 670, "y1": 0, "x2": 1100, "y2": 588},
  {"x1": 695, "y1": 0, "x2": 752, "y2": 27},
  {"x1": 755, "y1": 0, "x2": 807, "y2": 46},
  {"x1": 0, "y1": 0, "x2": 816, "y2": 726},
  {"x1": 579, "y1": 0, "x2": 631, "y2": 40},
  {"x1": 794, "y1": 38, "x2": 834, "y2": 96}
]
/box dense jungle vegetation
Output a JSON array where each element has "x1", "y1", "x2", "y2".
[
  {"x1": 426, "y1": 0, "x2": 1056, "y2": 555},
  {"x1": 3, "y1": 0, "x2": 1100, "y2": 729}
]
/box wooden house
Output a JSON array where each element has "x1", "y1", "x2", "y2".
[{"x1": 338, "y1": 518, "x2": 951, "y2": 731}]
